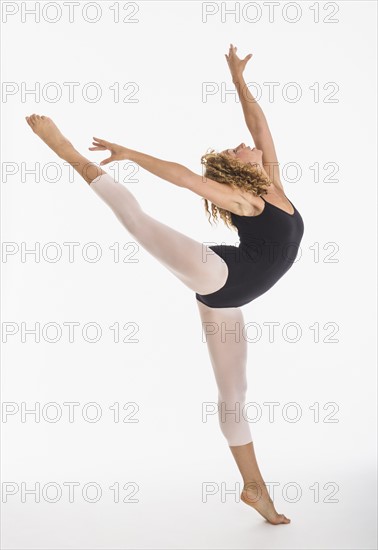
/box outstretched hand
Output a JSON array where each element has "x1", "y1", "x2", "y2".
[
  {"x1": 89, "y1": 137, "x2": 130, "y2": 166},
  {"x1": 225, "y1": 43, "x2": 253, "y2": 80}
]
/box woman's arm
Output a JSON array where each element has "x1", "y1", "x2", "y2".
[
  {"x1": 232, "y1": 73, "x2": 268, "y2": 133},
  {"x1": 125, "y1": 149, "x2": 190, "y2": 189},
  {"x1": 89, "y1": 138, "x2": 246, "y2": 214},
  {"x1": 90, "y1": 138, "x2": 189, "y2": 187},
  {"x1": 226, "y1": 44, "x2": 283, "y2": 190}
]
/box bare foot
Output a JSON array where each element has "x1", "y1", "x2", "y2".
[
  {"x1": 241, "y1": 483, "x2": 291, "y2": 525},
  {"x1": 25, "y1": 114, "x2": 74, "y2": 158}
]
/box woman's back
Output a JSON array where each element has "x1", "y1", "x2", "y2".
[{"x1": 195, "y1": 196, "x2": 305, "y2": 308}]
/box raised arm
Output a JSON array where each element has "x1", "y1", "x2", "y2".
[
  {"x1": 225, "y1": 44, "x2": 283, "y2": 191},
  {"x1": 89, "y1": 138, "x2": 245, "y2": 214}
]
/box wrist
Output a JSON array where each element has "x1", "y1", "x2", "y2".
[
  {"x1": 232, "y1": 72, "x2": 245, "y2": 85},
  {"x1": 124, "y1": 147, "x2": 137, "y2": 162}
]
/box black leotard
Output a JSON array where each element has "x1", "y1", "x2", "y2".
[{"x1": 195, "y1": 196, "x2": 304, "y2": 308}]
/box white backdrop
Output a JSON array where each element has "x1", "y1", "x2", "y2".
[{"x1": 1, "y1": 1, "x2": 377, "y2": 549}]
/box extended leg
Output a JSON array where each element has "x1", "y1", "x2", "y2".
[
  {"x1": 196, "y1": 299, "x2": 290, "y2": 525},
  {"x1": 25, "y1": 115, "x2": 229, "y2": 295},
  {"x1": 25, "y1": 114, "x2": 106, "y2": 184},
  {"x1": 89, "y1": 172, "x2": 228, "y2": 295}
]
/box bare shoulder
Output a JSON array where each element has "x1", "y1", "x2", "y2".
[{"x1": 234, "y1": 181, "x2": 290, "y2": 216}]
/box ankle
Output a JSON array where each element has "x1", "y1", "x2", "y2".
[
  {"x1": 242, "y1": 480, "x2": 271, "y2": 501},
  {"x1": 58, "y1": 143, "x2": 76, "y2": 160}
]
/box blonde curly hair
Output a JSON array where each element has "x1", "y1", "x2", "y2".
[{"x1": 201, "y1": 149, "x2": 272, "y2": 230}]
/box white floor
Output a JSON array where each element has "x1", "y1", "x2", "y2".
[{"x1": 1, "y1": 443, "x2": 377, "y2": 549}]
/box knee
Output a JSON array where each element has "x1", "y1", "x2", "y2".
[{"x1": 218, "y1": 382, "x2": 248, "y2": 405}]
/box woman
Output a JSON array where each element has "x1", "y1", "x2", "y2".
[{"x1": 25, "y1": 44, "x2": 303, "y2": 524}]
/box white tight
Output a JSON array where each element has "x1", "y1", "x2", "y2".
[
  {"x1": 196, "y1": 301, "x2": 252, "y2": 446},
  {"x1": 90, "y1": 173, "x2": 229, "y2": 294},
  {"x1": 90, "y1": 173, "x2": 252, "y2": 446}
]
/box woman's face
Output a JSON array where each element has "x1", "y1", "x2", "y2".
[{"x1": 222, "y1": 143, "x2": 264, "y2": 169}]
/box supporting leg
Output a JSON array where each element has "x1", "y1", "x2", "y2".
[
  {"x1": 196, "y1": 299, "x2": 251, "y2": 446},
  {"x1": 196, "y1": 299, "x2": 291, "y2": 525}
]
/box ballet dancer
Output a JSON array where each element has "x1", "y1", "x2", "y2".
[{"x1": 25, "y1": 44, "x2": 304, "y2": 524}]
